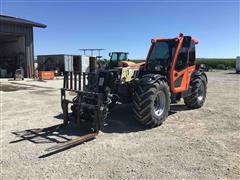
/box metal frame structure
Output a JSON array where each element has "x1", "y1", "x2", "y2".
[{"x1": 61, "y1": 71, "x2": 104, "y2": 132}]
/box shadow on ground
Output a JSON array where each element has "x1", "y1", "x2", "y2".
[
  {"x1": 0, "y1": 81, "x2": 54, "y2": 92},
  {"x1": 52, "y1": 104, "x2": 190, "y2": 134},
  {"x1": 103, "y1": 103, "x2": 189, "y2": 132},
  {"x1": 104, "y1": 104, "x2": 146, "y2": 133},
  {"x1": 0, "y1": 84, "x2": 31, "y2": 92},
  {"x1": 225, "y1": 72, "x2": 240, "y2": 75},
  {"x1": 10, "y1": 123, "x2": 94, "y2": 158},
  {"x1": 10, "y1": 103, "x2": 190, "y2": 158}
]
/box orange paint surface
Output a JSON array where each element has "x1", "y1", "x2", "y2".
[{"x1": 38, "y1": 71, "x2": 55, "y2": 80}]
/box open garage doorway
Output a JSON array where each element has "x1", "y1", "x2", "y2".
[{"x1": 0, "y1": 33, "x2": 26, "y2": 78}]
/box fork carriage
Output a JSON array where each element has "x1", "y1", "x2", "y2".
[{"x1": 61, "y1": 71, "x2": 105, "y2": 132}]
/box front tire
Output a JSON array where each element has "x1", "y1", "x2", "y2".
[
  {"x1": 132, "y1": 80, "x2": 170, "y2": 127},
  {"x1": 184, "y1": 76, "x2": 207, "y2": 109}
]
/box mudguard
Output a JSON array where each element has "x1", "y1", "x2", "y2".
[
  {"x1": 138, "y1": 74, "x2": 168, "y2": 85},
  {"x1": 191, "y1": 70, "x2": 208, "y2": 83},
  {"x1": 180, "y1": 70, "x2": 207, "y2": 98}
]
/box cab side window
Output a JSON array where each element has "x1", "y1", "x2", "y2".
[
  {"x1": 175, "y1": 47, "x2": 188, "y2": 71},
  {"x1": 189, "y1": 42, "x2": 196, "y2": 66}
]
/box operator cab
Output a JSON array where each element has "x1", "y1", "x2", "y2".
[
  {"x1": 109, "y1": 52, "x2": 128, "y2": 61},
  {"x1": 146, "y1": 39, "x2": 177, "y2": 75},
  {"x1": 146, "y1": 36, "x2": 197, "y2": 75},
  {"x1": 109, "y1": 52, "x2": 129, "y2": 68},
  {"x1": 145, "y1": 33, "x2": 198, "y2": 93}
]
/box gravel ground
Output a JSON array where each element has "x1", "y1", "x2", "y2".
[{"x1": 1, "y1": 70, "x2": 240, "y2": 179}]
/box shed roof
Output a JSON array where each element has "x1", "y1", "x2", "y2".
[{"x1": 0, "y1": 15, "x2": 47, "y2": 28}]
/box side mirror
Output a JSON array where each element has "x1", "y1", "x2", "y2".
[
  {"x1": 109, "y1": 53, "x2": 112, "y2": 57},
  {"x1": 182, "y1": 36, "x2": 192, "y2": 48}
]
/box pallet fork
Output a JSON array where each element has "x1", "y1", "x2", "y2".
[{"x1": 47, "y1": 71, "x2": 105, "y2": 152}]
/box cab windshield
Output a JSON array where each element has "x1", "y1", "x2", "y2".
[
  {"x1": 110, "y1": 53, "x2": 128, "y2": 62},
  {"x1": 148, "y1": 41, "x2": 176, "y2": 67}
]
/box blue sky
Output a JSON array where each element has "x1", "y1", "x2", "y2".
[{"x1": 1, "y1": 0, "x2": 239, "y2": 59}]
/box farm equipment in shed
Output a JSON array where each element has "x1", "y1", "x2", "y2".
[
  {"x1": 14, "y1": 68, "x2": 24, "y2": 80},
  {"x1": 58, "y1": 33, "x2": 207, "y2": 149}
]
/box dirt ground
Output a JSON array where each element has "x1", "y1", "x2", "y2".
[{"x1": 0, "y1": 70, "x2": 240, "y2": 179}]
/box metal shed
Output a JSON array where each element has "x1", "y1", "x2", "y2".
[
  {"x1": 37, "y1": 54, "x2": 92, "y2": 75},
  {"x1": 0, "y1": 15, "x2": 46, "y2": 78}
]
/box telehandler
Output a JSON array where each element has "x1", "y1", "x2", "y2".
[{"x1": 52, "y1": 33, "x2": 207, "y2": 151}]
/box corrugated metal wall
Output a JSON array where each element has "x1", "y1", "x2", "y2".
[{"x1": 0, "y1": 22, "x2": 34, "y2": 78}]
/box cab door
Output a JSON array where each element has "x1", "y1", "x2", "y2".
[
  {"x1": 171, "y1": 39, "x2": 198, "y2": 93},
  {"x1": 171, "y1": 46, "x2": 189, "y2": 93}
]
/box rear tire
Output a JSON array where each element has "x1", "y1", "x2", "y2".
[
  {"x1": 132, "y1": 80, "x2": 170, "y2": 127},
  {"x1": 184, "y1": 76, "x2": 207, "y2": 109}
]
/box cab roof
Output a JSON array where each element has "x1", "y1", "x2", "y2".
[{"x1": 151, "y1": 33, "x2": 199, "y2": 44}]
